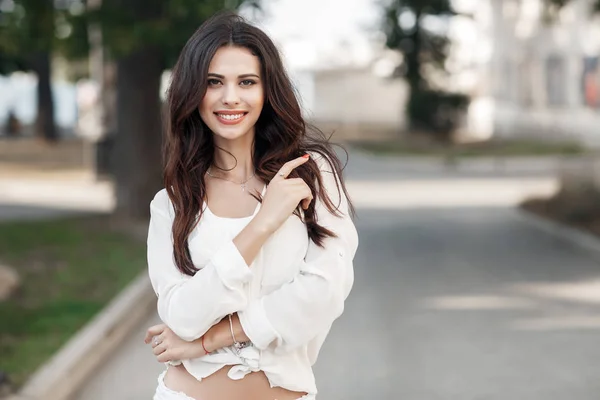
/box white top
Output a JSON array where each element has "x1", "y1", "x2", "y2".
[{"x1": 147, "y1": 154, "x2": 359, "y2": 396}]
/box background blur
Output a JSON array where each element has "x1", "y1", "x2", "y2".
[{"x1": 1, "y1": 0, "x2": 600, "y2": 399}]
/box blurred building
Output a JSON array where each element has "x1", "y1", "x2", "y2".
[
  {"x1": 482, "y1": 0, "x2": 600, "y2": 145},
  {"x1": 290, "y1": 64, "x2": 409, "y2": 143},
  {"x1": 290, "y1": 0, "x2": 600, "y2": 145}
]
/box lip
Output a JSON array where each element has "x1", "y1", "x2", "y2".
[
  {"x1": 214, "y1": 111, "x2": 248, "y2": 125},
  {"x1": 215, "y1": 110, "x2": 248, "y2": 115}
]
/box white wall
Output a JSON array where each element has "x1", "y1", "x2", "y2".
[{"x1": 306, "y1": 67, "x2": 408, "y2": 127}]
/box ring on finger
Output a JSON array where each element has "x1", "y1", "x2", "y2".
[
  {"x1": 278, "y1": 172, "x2": 285, "y2": 177},
  {"x1": 153, "y1": 336, "x2": 161, "y2": 346}
]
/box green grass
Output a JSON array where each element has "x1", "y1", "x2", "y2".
[
  {"x1": 353, "y1": 139, "x2": 587, "y2": 158},
  {"x1": 0, "y1": 215, "x2": 147, "y2": 388}
]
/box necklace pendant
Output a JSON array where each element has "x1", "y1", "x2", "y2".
[{"x1": 241, "y1": 183, "x2": 246, "y2": 192}]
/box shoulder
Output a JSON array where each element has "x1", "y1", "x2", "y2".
[{"x1": 150, "y1": 188, "x2": 175, "y2": 218}]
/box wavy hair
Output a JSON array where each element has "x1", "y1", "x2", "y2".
[{"x1": 164, "y1": 11, "x2": 355, "y2": 276}]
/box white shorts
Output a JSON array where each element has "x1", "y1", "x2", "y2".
[
  {"x1": 153, "y1": 370, "x2": 316, "y2": 400},
  {"x1": 153, "y1": 370, "x2": 194, "y2": 400}
]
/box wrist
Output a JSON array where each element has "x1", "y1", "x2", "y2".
[
  {"x1": 251, "y1": 212, "x2": 276, "y2": 236},
  {"x1": 182, "y1": 337, "x2": 205, "y2": 359},
  {"x1": 204, "y1": 319, "x2": 230, "y2": 353},
  {"x1": 202, "y1": 329, "x2": 216, "y2": 354}
]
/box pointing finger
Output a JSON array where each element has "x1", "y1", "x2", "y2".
[{"x1": 275, "y1": 154, "x2": 310, "y2": 180}]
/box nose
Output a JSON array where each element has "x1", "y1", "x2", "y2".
[{"x1": 222, "y1": 83, "x2": 240, "y2": 106}]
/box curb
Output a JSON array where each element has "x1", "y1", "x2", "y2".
[
  {"x1": 516, "y1": 208, "x2": 600, "y2": 258},
  {"x1": 8, "y1": 272, "x2": 155, "y2": 400}
]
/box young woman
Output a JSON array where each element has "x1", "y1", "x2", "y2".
[{"x1": 144, "y1": 11, "x2": 358, "y2": 400}]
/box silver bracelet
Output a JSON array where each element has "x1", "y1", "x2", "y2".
[{"x1": 228, "y1": 314, "x2": 251, "y2": 354}]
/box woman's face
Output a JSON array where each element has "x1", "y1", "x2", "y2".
[{"x1": 199, "y1": 46, "x2": 265, "y2": 143}]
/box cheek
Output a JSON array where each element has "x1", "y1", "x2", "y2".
[
  {"x1": 249, "y1": 89, "x2": 265, "y2": 110},
  {"x1": 199, "y1": 94, "x2": 215, "y2": 119}
]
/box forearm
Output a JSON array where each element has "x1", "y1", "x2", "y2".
[
  {"x1": 203, "y1": 313, "x2": 249, "y2": 352},
  {"x1": 233, "y1": 217, "x2": 272, "y2": 266}
]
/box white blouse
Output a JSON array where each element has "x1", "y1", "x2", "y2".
[{"x1": 147, "y1": 154, "x2": 359, "y2": 396}]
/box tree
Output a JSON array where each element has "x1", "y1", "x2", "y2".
[
  {"x1": 545, "y1": 0, "x2": 600, "y2": 15},
  {"x1": 65, "y1": 0, "x2": 261, "y2": 219},
  {"x1": 381, "y1": 0, "x2": 469, "y2": 140},
  {"x1": 2, "y1": 0, "x2": 261, "y2": 218},
  {"x1": 0, "y1": 0, "x2": 59, "y2": 141}
]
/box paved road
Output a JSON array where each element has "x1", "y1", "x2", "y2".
[{"x1": 74, "y1": 150, "x2": 600, "y2": 400}]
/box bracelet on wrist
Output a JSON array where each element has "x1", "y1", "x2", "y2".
[
  {"x1": 228, "y1": 314, "x2": 252, "y2": 354},
  {"x1": 201, "y1": 335, "x2": 210, "y2": 355}
]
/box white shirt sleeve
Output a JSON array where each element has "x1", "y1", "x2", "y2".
[
  {"x1": 147, "y1": 190, "x2": 253, "y2": 341},
  {"x1": 238, "y1": 158, "x2": 359, "y2": 352}
]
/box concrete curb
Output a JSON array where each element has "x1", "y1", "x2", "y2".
[
  {"x1": 8, "y1": 272, "x2": 155, "y2": 400},
  {"x1": 516, "y1": 208, "x2": 600, "y2": 258}
]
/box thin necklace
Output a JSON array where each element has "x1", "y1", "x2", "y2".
[{"x1": 206, "y1": 167, "x2": 256, "y2": 192}]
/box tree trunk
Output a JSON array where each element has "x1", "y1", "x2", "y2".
[
  {"x1": 112, "y1": 46, "x2": 164, "y2": 220},
  {"x1": 406, "y1": 10, "x2": 424, "y2": 93},
  {"x1": 30, "y1": 51, "x2": 57, "y2": 142},
  {"x1": 406, "y1": 10, "x2": 426, "y2": 133}
]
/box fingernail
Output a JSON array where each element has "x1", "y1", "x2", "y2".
[{"x1": 302, "y1": 154, "x2": 310, "y2": 158}]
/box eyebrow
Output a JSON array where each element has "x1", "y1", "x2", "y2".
[{"x1": 207, "y1": 73, "x2": 260, "y2": 79}]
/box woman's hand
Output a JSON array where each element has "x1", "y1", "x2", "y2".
[
  {"x1": 255, "y1": 154, "x2": 313, "y2": 234},
  {"x1": 144, "y1": 324, "x2": 203, "y2": 363}
]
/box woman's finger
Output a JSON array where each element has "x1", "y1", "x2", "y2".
[
  {"x1": 151, "y1": 333, "x2": 164, "y2": 349},
  {"x1": 274, "y1": 154, "x2": 310, "y2": 180},
  {"x1": 157, "y1": 350, "x2": 171, "y2": 363},
  {"x1": 153, "y1": 342, "x2": 167, "y2": 356},
  {"x1": 144, "y1": 324, "x2": 166, "y2": 344},
  {"x1": 302, "y1": 195, "x2": 313, "y2": 210}
]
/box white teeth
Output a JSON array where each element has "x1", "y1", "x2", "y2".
[{"x1": 218, "y1": 113, "x2": 244, "y2": 120}]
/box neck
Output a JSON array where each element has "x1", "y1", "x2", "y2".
[{"x1": 211, "y1": 131, "x2": 255, "y2": 181}]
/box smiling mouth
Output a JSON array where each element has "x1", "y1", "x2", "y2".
[{"x1": 214, "y1": 112, "x2": 248, "y2": 124}]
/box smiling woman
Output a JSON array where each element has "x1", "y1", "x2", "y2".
[{"x1": 145, "y1": 11, "x2": 359, "y2": 400}]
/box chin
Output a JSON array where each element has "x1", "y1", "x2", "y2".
[
  {"x1": 208, "y1": 116, "x2": 258, "y2": 142},
  {"x1": 210, "y1": 125, "x2": 253, "y2": 141}
]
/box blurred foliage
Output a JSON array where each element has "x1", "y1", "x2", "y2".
[
  {"x1": 407, "y1": 90, "x2": 469, "y2": 138},
  {"x1": 63, "y1": 0, "x2": 261, "y2": 72},
  {"x1": 545, "y1": 0, "x2": 600, "y2": 10},
  {"x1": 0, "y1": 0, "x2": 261, "y2": 73},
  {"x1": 381, "y1": 0, "x2": 470, "y2": 141},
  {"x1": 0, "y1": 0, "x2": 57, "y2": 73},
  {"x1": 543, "y1": 0, "x2": 600, "y2": 20},
  {"x1": 0, "y1": 215, "x2": 147, "y2": 388}
]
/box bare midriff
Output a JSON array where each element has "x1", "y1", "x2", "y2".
[{"x1": 163, "y1": 364, "x2": 308, "y2": 400}]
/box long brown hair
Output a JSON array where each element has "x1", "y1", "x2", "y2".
[{"x1": 164, "y1": 11, "x2": 355, "y2": 276}]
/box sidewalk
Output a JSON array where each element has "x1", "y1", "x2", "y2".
[
  {"x1": 0, "y1": 173, "x2": 113, "y2": 220},
  {"x1": 73, "y1": 310, "x2": 163, "y2": 400}
]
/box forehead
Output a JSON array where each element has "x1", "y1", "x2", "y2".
[{"x1": 208, "y1": 46, "x2": 261, "y2": 76}]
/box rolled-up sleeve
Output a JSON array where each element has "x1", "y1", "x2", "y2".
[
  {"x1": 238, "y1": 158, "x2": 358, "y2": 352},
  {"x1": 147, "y1": 190, "x2": 253, "y2": 341}
]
